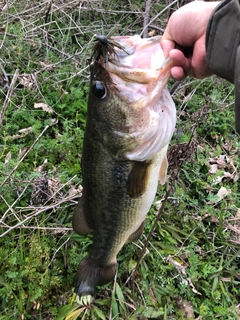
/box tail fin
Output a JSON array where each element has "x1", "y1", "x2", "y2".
[{"x1": 74, "y1": 255, "x2": 117, "y2": 298}]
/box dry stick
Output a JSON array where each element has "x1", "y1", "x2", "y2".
[
  {"x1": 142, "y1": 0, "x2": 152, "y2": 39},
  {"x1": 0, "y1": 62, "x2": 10, "y2": 87},
  {"x1": 0, "y1": 194, "x2": 76, "y2": 238},
  {"x1": 0, "y1": 225, "x2": 72, "y2": 231},
  {"x1": 0, "y1": 184, "x2": 30, "y2": 224},
  {"x1": 45, "y1": 231, "x2": 74, "y2": 273},
  {"x1": 44, "y1": 0, "x2": 52, "y2": 24},
  {"x1": 42, "y1": 174, "x2": 79, "y2": 206},
  {"x1": 130, "y1": 125, "x2": 198, "y2": 288},
  {"x1": 140, "y1": 0, "x2": 179, "y2": 37},
  {"x1": 109, "y1": 271, "x2": 118, "y2": 320},
  {"x1": 0, "y1": 69, "x2": 19, "y2": 127},
  {"x1": 0, "y1": 124, "x2": 52, "y2": 188}
]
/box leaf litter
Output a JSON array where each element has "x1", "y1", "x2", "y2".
[{"x1": 0, "y1": 1, "x2": 239, "y2": 319}]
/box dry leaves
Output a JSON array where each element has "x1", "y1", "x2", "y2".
[
  {"x1": 206, "y1": 154, "x2": 238, "y2": 205},
  {"x1": 34, "y1": 102, "x2": 54, "y2": 113},
  {"x1": 6, "y1": 126, "x2": 33, "y2": 140},
  {"x1": 207, "y1": 154, "x2": 238, "y2": 183},
  {"x1": 19, "y1": 74, "x2": 34, "y2": 89},
  {"x1": 167, "y1": 256, "x2": 202, "y2": 296},
  {"x1": 216, "y1": 186, "x2": 231, "y2": 202}
]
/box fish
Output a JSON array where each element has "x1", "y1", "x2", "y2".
[{"x1": 72, "y1": 34, "x2": 176, "y2": 305}]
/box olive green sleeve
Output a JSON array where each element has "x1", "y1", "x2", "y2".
[{"x1": 206, "y1": 0, "x2": 240, "y2": 134}]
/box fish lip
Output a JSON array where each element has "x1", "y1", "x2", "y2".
[
  {"x1": 108, "y1": 56, "x2": 174, "y2": 71},
  {"x1": 105, "y1": 58, "x2": 173, "y2": 85},
  {"x1": 158, "y1": 56, "x2": 174, "y2": 70}
]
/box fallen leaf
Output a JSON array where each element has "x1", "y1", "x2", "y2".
[
  {"x1": 18, "y1": 127, "x2": 33, "y2": 134},
  {"x1": 18, "y1": 147, "x2": 28, "y2": 159},
  {"x1": 0, "y1": 25, "x2": 6, "y2": 32},
  {"x1": 34, "y1": 102, "x2": 54, "y2": 113},
  {"x1": 208, "y1": 154, "x2": 238, "y2": 183},
  {"x1": 209, "y1": 164, "x2": 218, "y2": 174},
  {"x1": 148, "y1": 30, "x2": 155, "y2": 37},
  {"x1": 19, "y1": 74, "x2": 33, "y2": 89},
  {"x1": 176, "y1": 299, "x2": 195, "y2": 318},
  {"x1": 217, "y1": 186, "x2": 231, "y2": 201},
  {"x1": 4, "y1": 151, "x2": 11, "y2": 164},
  {"x1": 207, "y1": 186, "x2": 231, "y2": 204},
  {"x1": 6, "y1": 126, "x2": 33, "y2": 140}
]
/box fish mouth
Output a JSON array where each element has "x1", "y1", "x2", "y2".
[
  {"x1": 99, "y1": 35, "x2": 174, "y2": 84},
  {"x1": 90, "y1": 34, "x2": 176, "y2": 162},
  {"x1": 92, "y1": 34, "x2": 174, "y2": 84}
]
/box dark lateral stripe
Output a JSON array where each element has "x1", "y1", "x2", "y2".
[{"x1": 127, "y1": 160, "x2": 151, "y2": 198}]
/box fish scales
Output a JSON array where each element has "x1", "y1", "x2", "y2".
[{"x1": 72, "y1": 35, "x2": 176, "y2": 304}]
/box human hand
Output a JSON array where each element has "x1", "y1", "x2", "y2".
[{"x1": 161, "y1": 1, "x2": 220, "y2": 80}]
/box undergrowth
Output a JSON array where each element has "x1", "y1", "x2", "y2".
[{"x1": 0, "y1": 1, "x2": 239, "y2": 319}]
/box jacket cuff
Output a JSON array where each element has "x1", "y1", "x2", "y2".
[{"x1": 206, "y1": 0, "x2": 240, "y2": 133}]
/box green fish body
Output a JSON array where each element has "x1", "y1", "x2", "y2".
[{"x1": 72, "y1": 35, "x2": 176, "y2": 304}]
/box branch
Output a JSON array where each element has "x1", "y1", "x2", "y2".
[
  {"x1": 142, "y1": 0, "x2": 152, "y2": 38},
  {"x1": 140, "y1": 0, "x2": 178, "y2": 37},
  {"x1": 0, "y1": 123, "x2": 54, "y2": 187},
  {"x1": 0, "y1": 194, "x2": 77, "y2": 238},
  {"x1": 0, "y1": 68, "x2": 19, "y2": 127}
]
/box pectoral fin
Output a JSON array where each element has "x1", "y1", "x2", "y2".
[
  {"x1": 72, "y1": 197, "x2": 92, "y2": 235},
  {"x1": 127, "y1": 160, "x2": 151, "y2": 198},
  {"x1": 158, "y1": 154, "x2": 168, "y2": 185}
]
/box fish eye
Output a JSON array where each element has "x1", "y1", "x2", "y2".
[{"x1": 92, "y1": 81, "x2": 107, "y2": 99}]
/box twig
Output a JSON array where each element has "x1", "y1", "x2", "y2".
[
  {"x1": 142, "y1": 0, "x2": 152, "y2": 38},
  {"x1": 0, "y1": 184, "x2": 30, "y2": 223},
  {"x1": 42, "y1": 174, "x2": 79, "y2": 205},
  {"x1": 109, "y1": 270, "x2": 118, "y2": 320},
  {"x1": 130, "y1": 122, "x2": 198, "y2": 286},
  {"x1": 0, "y1": 68, "x2": 19, "y2": 127},
  {"x1": 44, "y1": 231, "x2": 74, "y2": 272},
  {"x1": 0, "y1": 194, "x2": 76, "y2": 238},
  {"x1": 0, "y1": 124, "x2": 52, "y2": 188},
  {"x1": 44, "y1": 0, "x2": 52, "y2": 24},
  {"x1": 140, "y1": 0, "x2": 178, "y2": 37},
  {"x1": 0, "y1": 62, "x2": 9, "y2": 87},
  {"x1": 0, "y1": 225, "x2": 72, "y2": 232}
]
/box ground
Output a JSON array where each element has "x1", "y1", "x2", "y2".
[{"x1": 0, "y1": 1, "x2": 239, "y2": 319}]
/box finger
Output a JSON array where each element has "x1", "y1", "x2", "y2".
[
  {"x1": 160, "y1": 38, "x2": 175, "y2": 59},
  {"x1": 169, "y1": 49, "x2": 191, "y2": 75},
  {"x1": 171, "y1": 66, "x2": 186, "y2": 81}
]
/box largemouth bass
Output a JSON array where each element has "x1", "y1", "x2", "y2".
[{"x1": 72, "y1": 35, "x2": 176, "y2": 304}]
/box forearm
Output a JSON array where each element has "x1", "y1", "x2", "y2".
[{"x1": 206, "y1": 0, "x2": 240, "y2": 133}]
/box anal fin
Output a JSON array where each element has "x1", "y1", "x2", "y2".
[
  {"x1": 72, "y1": 197, "x2": 92, "y2": 235},
  {"x1": 127, "y1": 221, "x2": 145, "y2": 242}
]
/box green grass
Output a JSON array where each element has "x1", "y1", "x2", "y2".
[{"x1": 0, "y1": 1, "x2": 239, "y2": 319}]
